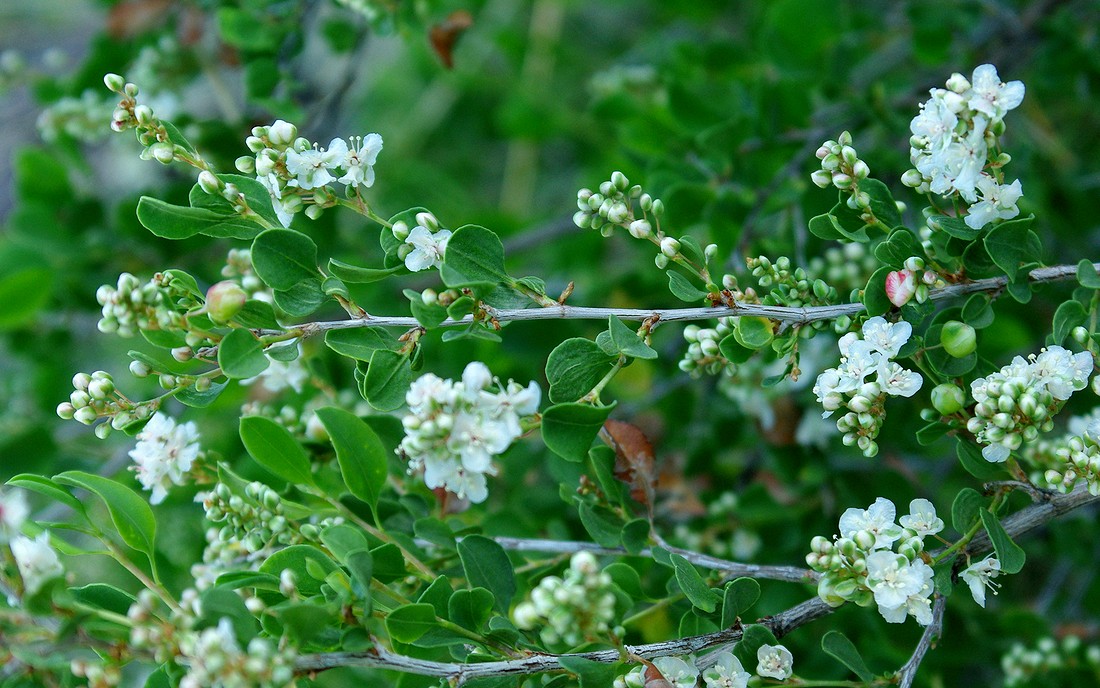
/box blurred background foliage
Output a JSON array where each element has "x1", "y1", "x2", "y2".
[{"x1": 1, "y1": 0, "x2": 1099, "y2": 685}]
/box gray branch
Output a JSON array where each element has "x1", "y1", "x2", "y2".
[
  {"x1": 895, "y1": 594, "x2": 947, "y2": 688},
  {"x1": 269, "y1": 262, "x2": 1095, "y2": 336},
  {"x1": 294, "y1": 483, "x2": 1099, "y2": 682}
]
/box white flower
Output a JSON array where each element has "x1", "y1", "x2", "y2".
[
  {"x1": 982, "y1": 443, "x2": 1011, "y2": 463},
  {"x1": 285, "y1": 138, "x2": 347, "y2": 190},
  {"x1": 128, "y1": 412, "x2": 202, "y2": 504},
  {"x1": 242, "y1": 355, "x2": 309, "y2": 393},
  {"x1": 899, "y1": 498, "x2": 944, "y2": 537},
  {"x1": 833, "y1": 341, "x2": 880, "y2": 394},
  {"x1": 462, "y1": 362, "x2": 493, "y2": 393},
  {"x1": 964, "y1": 176, "x2": 1022, "y2": 229},
  {"x1": 403, "y1": 226, "x2": 452, "y2": 272},
  {"x1": 448, "y1": 413, "x2": 513, "y2": 473},
  {"x1": 703, "y1": 651, "x2": 751, "y2": 688},
  {"x1": 865, "y1": 551, "x2": 932, "y2": 611},
  {"x1": 1032, "y1": 346, "x2": 1092, "y2": 400},
  {"x1": 337, "y1": 133, "x2": 383, "y2": 187},
  {"x1": 967, "y1": 64, "x2": 1025, "y2": 120},
  {"x1": 257, "y1": 172, "x2": 295, "y2": 228},
  {"x1": 11, "y1": 531, "x2": 63, "y2": 595},
  {"x1": 961, "y1": 555, "x2": 1001, "y2": 607},
  {"x1": 651, "y1": 657, "x2": 699, "y2": 688},
  {"x1": 756, "y1": 644, "x2": 794, "y2": 681},
  {"x1": 876, "y1": 360, "x2": 924, "y2": 397},
  {"x1": 910, "y1": 92, "x2": 958, "y2": 150},
  {"x1": 839, "y1": 497, "x2": 902, "y2": 550},
  {"x1": 878, "y1": 580, "x2": 935, "y2": 626},
  {"x1": 861, "y1": 317, "x2": 912, "y2": 358},
  {"x1": 0, "y1": 489, "x2": 30, "y2": 544}
]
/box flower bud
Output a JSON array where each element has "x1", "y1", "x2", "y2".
[
  {"x1": 205, "y1": 281, "x2": 248, "y2": 324},
  {"x1": 628, "y1": 219, "x2": 652, "y2": 239},
  {"x1": 940, "y1": 320, "x2": 977, "y2": 358},
  {"x1": 268, "y1": 119, "x2": 297, "y2": 146},
  {"x1": 197, "y1": 170, "x2": 222, "y2": 195},
  {"x1": 607, "y1": 203, "x2": 629, "y2": 224},
  {"x1": 234, "y1": 156, "x2": 256, "y2": 174},
  {"x1": 610, "y1": 170, "x2": 628, "y2": 190},
  {"x1": 573, "y1": 210, "x2": 590, "y2": 228},
  {"x1": 931, "y1": 383, "x2": 966, "y2": 415},
  {"x1": 810, "y1": 169, "x2": 832, "y2": 188},
  {"x1": 901, "y1": 169, "x2": 925, "y2": 188},
  {"x1": 103, "y1": 73, "x2": 126, "y2": 92},
  {"x1": 74, "y1": 406, "x2": 98, "y2": 425},
  {"x1": 392, "y1": 220, "x2": 411, "y2": 242},
  {"x1": 885, "y1": 269, "x2": 917, "y2": 308},
  {"x1": 660, "y1": 237, "x2": 681, "y2": 258},
  {"x1": 852, "y1": 160, "x2": 870, "y2": 179},
  {"x1": 415, "y1": 211, "x2": 440, "y2": 231},
  {"x1": 654, "y1": 254, "x2": 669, "y2": 270}
]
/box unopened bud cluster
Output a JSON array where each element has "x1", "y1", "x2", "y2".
[
  {"x1": 104, "y1": 73, "x2": 197, "y2": 168},
  {"x1": 747, "y1": 255, "x2": 838, "y2": 328},
  {"x1": 177, "y1": 618, "x2": 296, "y2": 688},
  {"x1": 813, "y1": 318, "x2": 923, "y2": 457},
  {"x1": 679, "y1": 319, "x2": 735, "y2": 376},
  {"x1": 37, "y1": 90, "x2": 114, "y2": 143},
  {"x1": 95, "y1": 272, "x2": 194, "y2": 337},
  {"x1": 236, "y1": 119, "x2": 383, "y2": 227},
  {"x1": 1023, "y1": 410, "x2": 1100, "y2": 496},
  {"x1": 884, "y1": 256, "x2": 947, "y2": 308},
  {"x1": 221, "y1": 248, "x2": 274, "y2": 304},
  {"x1": 201, "y1": 481, "x2": 301, "y2": 555},
  {"x1": 967, "y1": 345, "x2": 1093, "y2": 463},
  {"x1": 1001, "y1": 635, "x2": 1100, "y2": 688},
  {"x1": 807, "y1": 498, "x2": 941, "y2": 626},
  {"x1": 512, "y1": 552, "x2": 619, "y2": 647},
  {"x1": 56, "y1": 370, "x2": 153, "y2": 438},
  {"x1": 70, "y1": 659, "x2": 121, "y2": 688},
  {"x1": 811, "y1": 131, "x2": 871, "y2": 199},
  {"x1": 806, "y1": 242, "x2": 878, "y2": 294}
]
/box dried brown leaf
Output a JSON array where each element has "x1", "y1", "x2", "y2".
[
  {"x1": 429, "y1": 10, "x2": 473, "y2": 69},
  {"x1": 601, "y1": 419, "x2": 656, "y2": 507}
]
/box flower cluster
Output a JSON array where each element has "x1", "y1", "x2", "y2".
[
  {"x1": 679, "y1": 319, "x2": 734, "y2": 377},
  {"x1": 813, "y1": 317, "x2": 923, "y2": 457},
  {"x1": 56, "y1": 370, "x2": 154, "y2": 439},
  {"x1": 390, "y1": 211, "x2": 452, "y2": 273},
  {"x1": 1001, "y1": 635, "x2": 1100, "y2": 688},
  {"x1": 129, "y1": 412, "x2": 203, "y2": 504},
  {"x1": 0, "y1": 488, "x2": 29, "y2": 544},
  {"x1": 903, "y1": 64, "x2": 1025, "y2": 230},
  {"x1": 967, "y1": 345, "x2": 1093, "y2": 462},
  {"x1": 177, "y1": 618, "x2": 296, "y2": 688},
  {"x1": 806, "y1": 242, "x2": 878, "y2": 295},
  {"x1": 220, "y1": 248, "x2": 274, "y2": 305},
  {"x1": 1023, "y1": 408, "x2": 1100, "y2": 495},
  {"x1": 810, "y1": 130, "x2": 871, "y2": 200},
  {"x1": 201, "y1": 481, "x2": 300, "y2": 555},
  {"x1": 747, "y1": 255, "x2": 839, "y2": 311},
  {"x1": 807, "y1": 497, "x2": 940, "y2": 625},
  {"x1": 234, "y1": 119, "x2": 382, "y2": 227},
  {"x1": 616, "y1": 647, "x2": 792, "y2": 688},
  {"x1": 95, "y1": 272, "x2": 190, "y2": 338},
  {"x1": 399, "y1": 362, "x2": 540, "y2": 503},
  {"x1": 883, "y1": 256, "x2": 948, "y2": 309},
  {"x1": 37, "y1": 89, "x2": 114, "y2": 143},
  {"x1": 512, "y1": 552, "x2": 618, "y2": 647},
  {"x1": 11, "y1": 531, "x2": 64, "y2": 596}
]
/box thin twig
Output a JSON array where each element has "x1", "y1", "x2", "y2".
[
  {"x1": 982, "y1": 480, "x2": 1059, "y2": 502},
  {"x1": 266, "y1": 262, "x2": 1096, "y2": 336},
  {"x1": 895, "y1": 594, "x2": 947, "y2": 688}
]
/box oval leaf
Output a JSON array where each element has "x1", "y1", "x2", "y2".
[{"x1": 239, "y1": 416, "x2": 315, "y2": 486}]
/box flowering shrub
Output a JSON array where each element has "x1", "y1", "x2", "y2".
[{"x1": 2, "y1": 3, "x2": 1100, "y2": 688}]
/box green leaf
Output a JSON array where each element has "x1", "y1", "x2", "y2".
[
  {"x1": 232, "y1": 300, "x2": 280, "y2": 330},
  {"x1": 545, "y1": 338, "x2": 617, "y2": 404},
  {"x1": 808, "y1": 212, "x2": 843, "y2": 240},
  {"x1": 861, "y1": 178, "x2": 902, "y2": 228},
  {"x1": 734, "y1": 316, "x2": 774, "y2": 349},
  {"x1": 718, "y1": 333, "x2": 754, "y2": 364},
  {"x1": 916, "y1": 422, "x2": 949, "y2": 446},
  {"x1": 69, "y1": 583, "x2": 136, "y2": 616},
  {"x1": 319, "y1": 524, "x2": 371, "y2": 561},
  {"x1": 386, "y1": 604, "x2": 438, "y2": 643},
  {"x1": 7, "y1": 474, "x2": 86, "y2": 516},
  {"x1": 419, "y1": 576, "x2": 454, "y2": 617},
  {"x1": 607, "y1": 315, "x2": 658, "y2": 359},
  {"x1": 979, "y1": 509, "x2": 1025, "y2": 574},
  {"x1": 822, "y1": 630, "x2": 874, "y2": 682},
  {"x1": 928, "y1": 214, "x2": 981, "y2": 241},
  {"x1": 983, "y1": 216, "x2": 1037, "y2": 280},
  {"x1": 449, "y1": 588, "x2": 494, "y2": 632},
  {"x1": 956, "y1": 440, "x2": 1006, "y2": 481},
  {"x1": 324, "y1": 328, "x2": 400, "y2": 361},
  {"x1": 414, "y1": 518, "x2": 456, "y2": 550},
  {"x1": 734, "y1": 624, "x2": 779, "y2": 669},
  {"x1": 251, "y1": 229, "x2": 320, "y2": 290},
  {"x1": 578, "y1": 502, "x2": 624, "y2": 548},
  {"x1": 542, "y1": 402, "x2": 615, "y2": 462},
  {"x1": 1052, "y1": 300, "x2": 1088, "y2": 345},
  {"x1": 314, "y1": 407, "x2": 389, "y2": 515},
  {"x1": 961, "y1": 294, "x2": 995, "y2": 329},
  {"x1": 272, "y1": 279, "x2": 325, "y2": 317},
  {"x1": 258, "y1": 545, "x2": 338, "y2": 597},
  {"x1": 862, "y1": 266, "x2": 892, "y2": 316},
  {"x1": 189, "y1": 174, "x2": 280, "y2": 228},
  {"x1": 278, "y1": 602, "x2": 336, "y2": 645},
  {"x1": 605, "y1": 562, "x2": 645, "y2": 599},
  {"x1": 440, "y1": 225, "x2": 510, "y2": 287},
  {"x1": 218, "y1": 328, "x2": 269, "y2": 379},
  {"x1": 873, "y1": 229, "x2": 922, "y2": 268},
  {"x1": 328, "y1": 259, "x2": 404, "y2": 283},
  {"x1": 1077, "y1": 260, "x2": 1100, "y2": 289},
  {"x1": 951, "y1": 488, "x2": 984, "y2": 534},
  {"x1": 458, "y1": 535, "x2": 515, "y2": 614},
  {"x1": 239, "y1": 416, "x2": 314, "y2": 486},
  {"x1": 720, "y1": 578, "x2": 761, "y2": 627},
  {"x1": 621, "y1": 518, "x2": 650, "y2": 554},
  {"x1": 360, "y1": 349, "x2": 414, "y2": 412},
  {"x1": 199, "y1": 586, "x2": 259, "y2": 645},
  {"x1": 670, "y1": 553, "x2": 718, "y2": 612},
  {"x1": 136, "y1": 197, "x2": 263, "y2": 240},
  {"x1": 53, "y1": 471, "x2": 156, "y2": 558},
  {"x1": 667, "y1": 271, "x2": 709, "y2": 302},
  {"x1": 176, "y1": 380, "x2": 229, "y2": 408}
]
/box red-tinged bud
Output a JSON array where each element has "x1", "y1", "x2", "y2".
[
  {"x1": 206, "y1": 281, "x2": 248, "y2": 323},
  {"x1": 885, "y1": 269, "x2": 917, "y2": 308}
]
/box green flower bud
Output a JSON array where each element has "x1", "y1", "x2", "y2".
[
  {"x1": 931, "y1": 383, "x2": 966, "y2": 415},
  {"x1": 103, "y1": 73, "x2": 126, "y2": 92},
  {"x1": 940, "y1": 320, "x2": 976, "y2": 357},
  {"x1": 205, "y1": 281, "x2": 248, "y2": 324}
]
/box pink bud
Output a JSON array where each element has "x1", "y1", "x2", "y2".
[{"x1": 885, "y1": 269, "x2": 917, "y2": 308}]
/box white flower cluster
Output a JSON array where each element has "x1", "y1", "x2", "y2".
[
  {"x1": 234, "y1": 119, "x2": 383, "y2": 227},
  {"x1": 1002, "y1": 635, "x2": 1100, "y2": 688},
  {"x1": 400, "y1": 362, "x2": 539, "y2": 503},
  {"x1": 390, "y1": 211, "x2": 452, "y2": 273},
  {"x1": 967, "y1": 345, "x2": 1093, "y2": 463},
  {"x1": 11, "y1": 531, "x2": 64, "y2": 596},
  {"x1": 807, "y1": 497, "x2": 942, "y2": 625},
  {"x1": 37, "y1": 89, "x2": 114, "y2": 143},
  {"x1": 1024, "y1": 408, "x2": 1100, "y2": 495},
  {"x1": 813, "y1": 317, "x2": 923, "y2": 457},
  {"x1": 95, "y1": 272, "x2": 187, "y2": 337},
  {"x1": 513, "y1": 552, "x2": 618, "y2": 647},
  {"x1": 616, "y1": 646, "x2": 792, "y2": 688},
  {"x1": 177, "y1": 618, "x2": 296, "y2": 688},
  {"x1": 129, "y1": 412, "x2": 202, "y2": 504},
  {"x1": 904, "y1": 64, "x2": 1025, "y2": 230}
]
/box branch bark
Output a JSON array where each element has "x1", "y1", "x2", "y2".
[
  {"x1": 894, "y1": 594, "x2": 947, "y2": 688},
  {"x1": 271, "y1": 262, "x2": 1095, "y2": 336},
  {"x1": 294, "y1": 484, "x2": 1100, "y2": 682}
]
